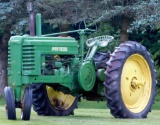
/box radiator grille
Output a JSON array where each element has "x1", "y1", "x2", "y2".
[
  {"x1": 22, "y1": 45, "x2": 35, "y2": 71},
  {"x1": 8, "y1": 46, "x2": 11, "y2": 69}
]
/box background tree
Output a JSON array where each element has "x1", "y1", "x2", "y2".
[
  {"x1": 31, "y1": 0, "x2": 160, "y2": 42},
  {"x1": 0, "y1": 0, "x2": 160, "y2": 96}
]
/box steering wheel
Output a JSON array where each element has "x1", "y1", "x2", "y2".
[{"x1": 79, "y1": 18, "x2": 97, "y2": 33}]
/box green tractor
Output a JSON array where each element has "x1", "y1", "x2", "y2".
[{"x1": 4, "y1": 9, "x2": 156, "y2": 120}]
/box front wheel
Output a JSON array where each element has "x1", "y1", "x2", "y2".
[
  {"x1": 21, "y1": 86, "x2": 32, "y2": 120},
  {"x1": 104, "y1": 41, "x2": 156, "y2": 118},
  {"x1": 4, "y1": 87, "x2": 16, "y2": 120}
]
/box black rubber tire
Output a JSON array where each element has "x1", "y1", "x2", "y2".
[
  {"x1": 31, "y1": 84, "x2": 78, "y2": 116},
  {"x1": 21, "y1": 86, "x2": 32, "y2": 120},
  {"x1": 4, "y1": 86, "x2": 16, "y2": 120},
  {"x1": 104, "y1": 41, "x2": 156, "y2": 118}
]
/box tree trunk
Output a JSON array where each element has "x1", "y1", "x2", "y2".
[
  {"x1": 0, "y1": 26, "x2": 11, "y2": 96},
  {"x1": 120, "y1": 16, "x2": 131, "y2": 43},
  {"x1": 59, "y1": 24, "x2": 69, "y2": 37}
]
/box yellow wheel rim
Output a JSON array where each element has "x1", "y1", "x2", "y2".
[
  {"x1": 121, "y1": 54, "x2": 152, "y2": 113},
  {"x1": 46, "y1": 86, "x2": 75, "y2": 110}
]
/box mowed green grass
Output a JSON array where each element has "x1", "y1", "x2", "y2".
[{"x1": 0, "y1": 98, "x2": 160, "y2": 125}]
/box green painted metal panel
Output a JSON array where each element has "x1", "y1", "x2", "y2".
[
  {"x1": 23, "y1": 37, "x2": 78, "y2": 54},
  {"x1": 9, "y1": 36, "x2": 24, "y2": 86}
]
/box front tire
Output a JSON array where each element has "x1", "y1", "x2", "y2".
[
  {"x1": 4, "y1": 87, "x2": 16, "y2": 120},
  {"x1": 21, "y1": 86, "x2": 32, "y2": 120},
  {"x1": 104, "y1": 41, "x2": 156, "y2": 118}
]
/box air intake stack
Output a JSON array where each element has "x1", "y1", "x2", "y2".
[{"x1": 27, "y1": 2, "x2": 35, "y2": 36}]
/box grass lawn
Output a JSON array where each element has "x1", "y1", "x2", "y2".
[{"x1": 0, "y1": 98, "x2": 160, "y2": 125}]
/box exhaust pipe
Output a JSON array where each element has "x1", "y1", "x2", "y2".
[{"x1": 27, "y1": 2, "x2": 35, "y2": 36}]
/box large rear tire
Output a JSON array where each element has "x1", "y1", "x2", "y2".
[
  {"x1": 104, "y1": 41, "x2": 156, "y2": 118},
  {"x1": 32, "y1": 84, "x2": 78, "y2": 116}
]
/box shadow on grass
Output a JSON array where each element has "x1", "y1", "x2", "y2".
[{"x1": 0, "y1": 96, "x2": 159, "y2": 110}]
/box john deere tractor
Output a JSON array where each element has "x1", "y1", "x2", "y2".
[{"x1": 4, "y1": 9, "x2": 156, "y2": 120}]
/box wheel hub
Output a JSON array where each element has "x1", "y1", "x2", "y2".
[
  {"x1": 130, "y1": 77, "x2": 138, "y2": 91},
  {"x1": 130, "y1": 76, "x2": 144, "y2": 91}
]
